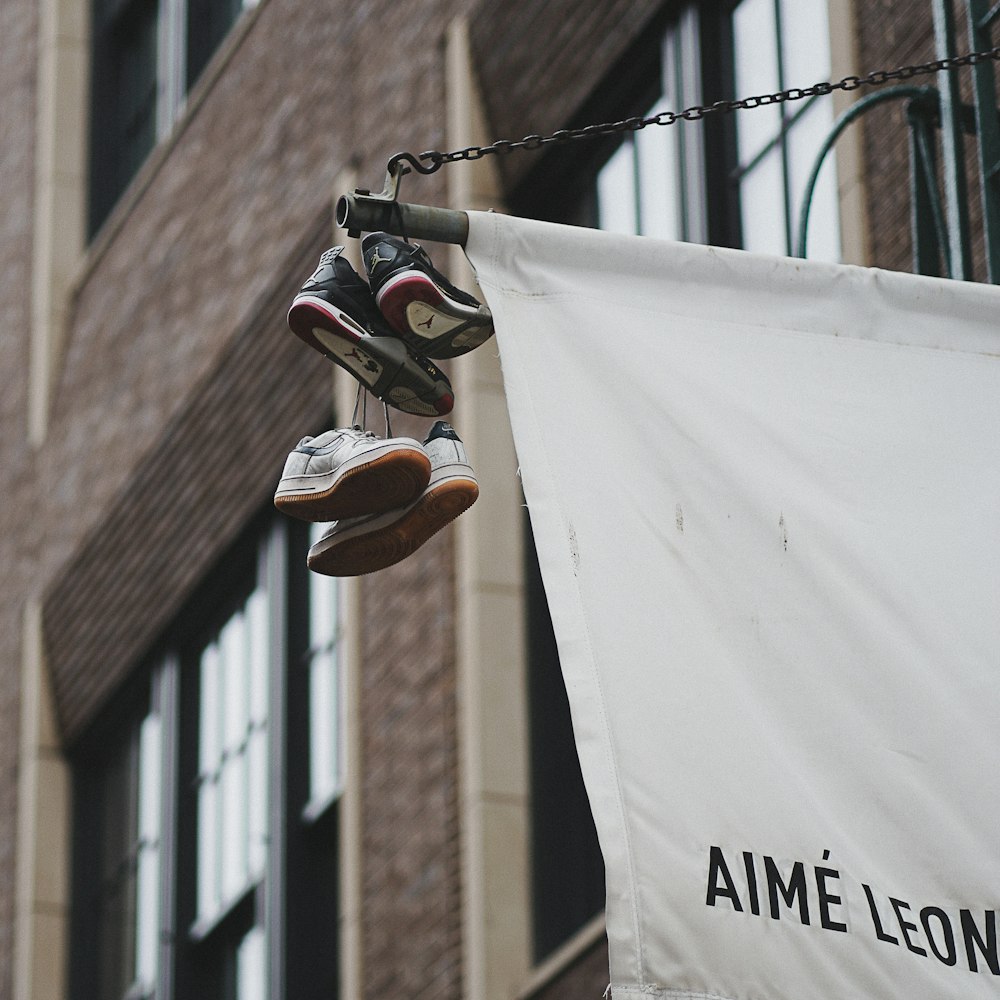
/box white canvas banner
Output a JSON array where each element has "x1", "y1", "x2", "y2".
[{"x1": 465, "y1": 212, "x2": 1000, "y2": 1000}]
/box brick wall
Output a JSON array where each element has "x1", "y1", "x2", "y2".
[
  {"x1": 469, "y1": 0, "x2": 666, "y2": 192},
  {"x1": 360, "y1": 538, "x2": 463, "y2": 1000},
  {"x1": 43, "y1": 218, "x2": 333, "y2": 738},
  {"x1": 13, "y1": 1, "x2": 472, "y2": 999},
  {"x1": 9, "y1": 2, "x2": 993, "y2": 1000},
  {"x1": 854, "y1": 0, "x2": 934, "y2": 276},
  {"x1": 856, "y1": 0, "x2": 988, "y2": 280},
  {"x1": 0, "y1": 0, "x2": 38, "y2": 988}
]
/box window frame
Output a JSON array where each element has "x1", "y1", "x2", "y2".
[
  {"x1": 69, "y1": 512, "x2": 340, "y2": 1000},
  {"x1": 728, "y1": 0, "x2": 841, "y2": 259},
  {"x1": 86, "y1": 0, "x2": 255, "y2": 237}
]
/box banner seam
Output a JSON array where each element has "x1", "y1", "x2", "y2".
[{"x1": 464, "y1": 282, "x2": 1000, "y2": 362}]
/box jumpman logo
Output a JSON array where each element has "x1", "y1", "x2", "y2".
[
  {"x1": 369, "y1": 248, "x2": 393, "y2": 271},
  {"x1": 346, "y1": 347, "x2": 378, "y2": 373},
  {"x1": 417, "y1": 315, "x2": 435, "y2": 329}
]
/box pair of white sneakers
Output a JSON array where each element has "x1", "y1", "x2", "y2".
[{"x1": 274, "y1": 422, "x2": 479, "y2": 576}]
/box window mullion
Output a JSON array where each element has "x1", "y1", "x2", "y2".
[
  {"x1": 772, "y1": 0, "x2": 794, "y2": 253},
  {"x1": 156, "y1": 0, "x2": 187, "y2": 138},
  {"x1": 155, "y1": 655, "x2": 181, "y2": 1000},
  {"x1": 263, "y1": 520, "x2": 288, "y2": 1000},
  {"x1": 675, "y1": 4, "x2": 708, "y2": 243}
]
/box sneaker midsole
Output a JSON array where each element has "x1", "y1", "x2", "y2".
[
  {"x1": 376, "y1": 272, "x2": 485, "y2": 324},
  {"x1": 310, "y1": 465, "x2": 478, "y2": 551},
  {"x1": 275, "y1": 440, "x2": 426, "y2": 497}
]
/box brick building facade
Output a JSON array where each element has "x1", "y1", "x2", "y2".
[{"x1": 0, "y1": 0, "x2": 992, "y2": 998}]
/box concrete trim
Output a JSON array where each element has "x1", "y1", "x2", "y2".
[
  {"x1": 446, "y1": 16, "x2": 533, "y2": 1000},
  {"x1": 29, "y1": 0, "x2": 89, "y2": 445},
  {"x1": 517, "y1": 912, "x2": 607, "y2": 1000},
  {"x1": 331, "y1": 171, "x2": 365, "y2": 1000},
  {"x1": 828, "y1": 0, "x2": 871, "y2": 266},
  {"x1": 14, "y1": 600, "x2": 70, "y2": 1000}
]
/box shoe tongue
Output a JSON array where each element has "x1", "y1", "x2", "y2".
[
  {"x1": 361, "y1": 232, "x2": 392, "y2": 250},
  {"x1": 308, "y1": 427, "x2": 347, "y2": 448},
  {"x1": 318, "y1": 246, "x2": 345, "y2": 265},
  {"x1": 424, "y1": 420, "x2": 460, "y2": 444},
  {"x1": 305, "y1": 247, "x2": 348, "y2": 287},
  {"x1": 307, "y1": 425, "x2": 371, "y2": 449}
]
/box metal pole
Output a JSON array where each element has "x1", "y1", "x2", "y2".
[
  {"x1": 336, "y1": 194, "x2": 470, "y2": 245},
  {"x1": 908, "y1": 101, "x2": 949, "y2": 276},
  {"x1": 932, "y1": 0, "x2": 974, "y2": 279},
  {"x1": 965, "y1": 0, "x2": 1000, "y2": 281},
  {"x1": 796, "y1": 86, "x2": 939, "y2": 259}
]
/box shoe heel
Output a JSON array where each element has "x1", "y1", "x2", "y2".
[
  {"x1": 308, "y1": 525, "x2": 417, "y2": 577},
  {"x1": 376, "y1": 273, "x2": 442, "y2": 337},
  {"x1": 395, "y1": 475, "x2": 479, "y2": 551},
  {"x1": 417, "y1": 476, "x2": 479, "y2": 526}
]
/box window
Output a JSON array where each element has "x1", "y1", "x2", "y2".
[
  {"x1": 527, "y1": 0, "x2": 839, "y2": 257},
  {"x1": 517, "y1": 0, "x2": 839, "y2": 965},
  {"x1": 583, "y1": 0, "x2": 840, "y2": 258},
  {"x1": 88, "y1": 0, "x2": 255, "y2": 235},
  {"x1": 193, "y1": 585, "x2": 268, "y2": 928},
  {"x1": 72, "y1": 667, "x2": 169, "y2": 1000},
  {"x1": 71, "y1": 515, "x2": 340, "y2": 1000},
  {"x1": 303, "y1": 527, "x2": 344, "y2": 816},
  {"x1": 525, "y1": 517, "x2": 605, "y2": 962},
  {"x1": 184, "y1": 572, "x2": 271, "y2": 998},
  {"x1": 593, "y1": 9, "x2": 707, "y2": 244},
  {"x1": 731, "y1": 0, "x2": 841, "y2": 260}
]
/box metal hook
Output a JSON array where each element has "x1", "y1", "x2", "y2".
[
  {"x1": 388, "y1": 150, "x2": 441, "y2": 178},
  {"x1": 354, "y1": 152, "x2": 441, "y2": 205},
  {"x1": 340, "y1": 149, "x2": 462, "y2": 240}
]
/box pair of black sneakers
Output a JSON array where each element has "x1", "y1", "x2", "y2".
[{"x1": 287, "y1": 233, "x2": 494, "y2": 417}]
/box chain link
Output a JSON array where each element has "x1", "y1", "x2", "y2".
[{"x1": 392, "y1": 45, "x2": 1000, "y2": 176}]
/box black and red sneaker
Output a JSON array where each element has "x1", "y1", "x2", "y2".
[
  {"x1": 287, "y1": 247, "x2": 454, "y2": 417},
  {"x1": 362, "y1": 232, "x2": 494, "y2": 360}
]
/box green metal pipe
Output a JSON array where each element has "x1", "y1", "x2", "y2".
[
  {"x1": 795, "y1": 85, "x2": 940, "y2": 261},
  {"x1": 933, "y1": 0, "x2": 974, "y2": 280}
]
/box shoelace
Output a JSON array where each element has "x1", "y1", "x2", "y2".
[
  {"x1": 350, "y1": 383, "x2": 394, "y2": 440},
  {"x1": 351, "y1": 383, "x2": 368, "y2": 428},
  {"x1": 409, "y1": 243, "x2": 436, "y2": 272}
]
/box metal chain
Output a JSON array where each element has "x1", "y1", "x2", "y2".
[{"x1": 391, "y1": 45, "x2": 1000, "y2": 177}]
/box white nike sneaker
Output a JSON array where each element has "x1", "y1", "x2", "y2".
[
  {"x1": 273, "y1": 426, "x2": 430, "y2": 523},
  {"x1": 307, "y1": 421, "x2": 479, "y2": 576}
]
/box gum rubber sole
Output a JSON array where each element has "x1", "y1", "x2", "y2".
[
  {"x1": 274, "y1": 450, "x2": 432, "y2": 522},
  {"x1": 308, "y1": 476, "x2": 479, "y2": 576}
]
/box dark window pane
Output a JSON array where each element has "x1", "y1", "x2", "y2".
[
  {"x1": 88, "y1": 0, "x2": 159, "y2": 236},
  {"x1": 186, "y1": 0, "x2": 243, "y2": 88},
  {"x1": 72, "y1": 704, "x2": 147, "y2": 1000},
  {"x1": 98, "y1": 730, "x2": 140, "y2": 999},
  {"x1": 526, "y1": 515, "x2": 605, "y2": 962}
]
